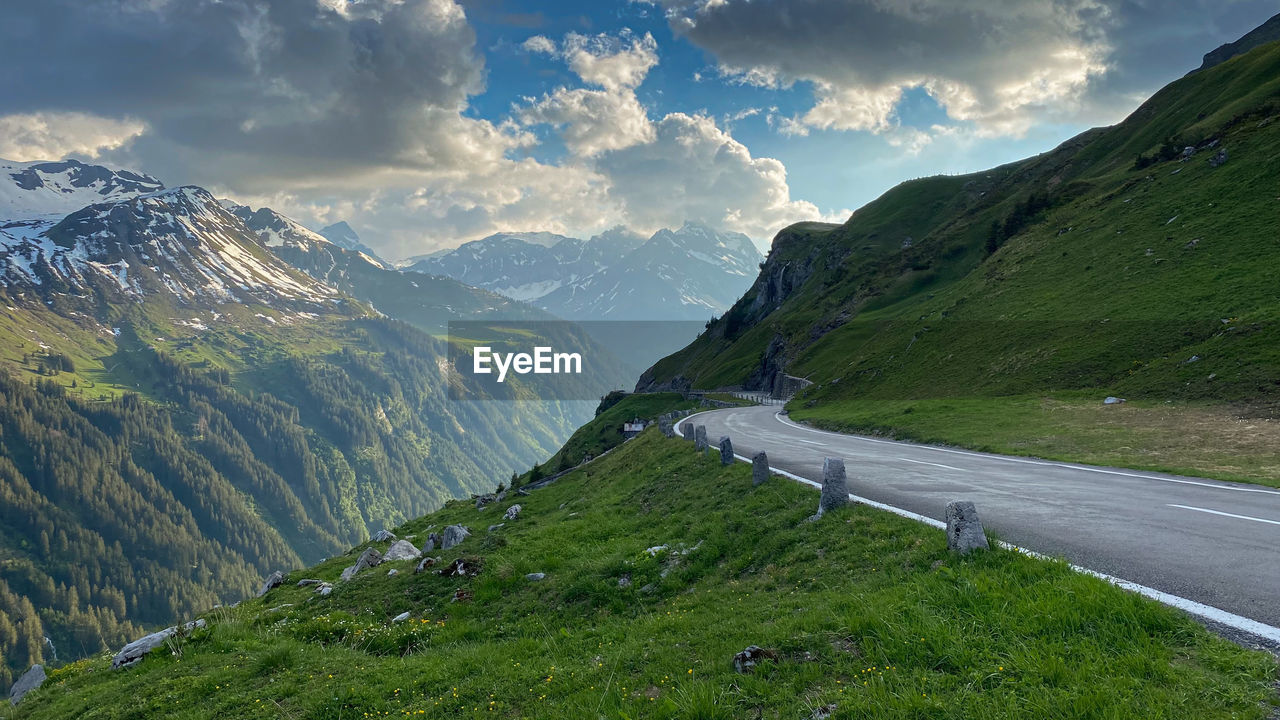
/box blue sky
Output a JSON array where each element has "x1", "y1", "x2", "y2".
[{"x1": 1, "y1": 0, "x2": 1276, "y2": 257}]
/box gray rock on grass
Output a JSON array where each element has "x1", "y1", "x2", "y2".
[
  {"x1": 372, "y1": 529, "x2": 396, "y2": 542},
  {"x1": 383, "y1": 540, "x2": 422, "y2": 562},
  {"x1": 503, "y1": 504, "x2": 522, "y2": 520},
  {"x1": 694, "y1": 425, "x2": 708, "y2": 450},
  {"x1": 817, "y1": 458, "x2": 850, "y2": 516},
  {"x1": 719, "y1": 436, "x2": 733, "y2": 465},
  {"x1": 945, "y1": 501, "x2": 990, "y2": 554},
  {"x1": 441, "y1": 524, "x2": 470, "y2": 550},
  {"x1": 9, "y1": 664, "x2": 46, "y2": 706},
  {"x1": 340, "y1": 547, "x2": 384, "y2": 582},
  {"x1": 112, "y1": 619, "x2": 207, "y2": 669},
  {"x1": 256, "y1": 571, "x2": 285, "y2": 597}
]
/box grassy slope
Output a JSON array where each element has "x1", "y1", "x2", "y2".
[
  {"x1": 10, "y1": 429, "x2": 1276, "y2": 719},
  {"x1": 534, "y1": 392, "x2": 700, "y2": 474},
  {"x1": 643, "y1": 42, "x2": 1280, "y2": 484}
]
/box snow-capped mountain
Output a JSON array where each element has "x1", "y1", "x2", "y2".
[
  {"x1": 0, "y1": 186, "x2": 338, "y2": 307},
  {"x1": 318, "y1": 221, "x2": 390, "y2": 268},
  {"x1": 538, "y1": 221, "x2": 762, "y2": 321},
  {"x1": 403, "y1": 229, "x2": 641, "y2": 302},
  {"x1": 1, "y1": 158, "x2": 164, "y2": 221}
]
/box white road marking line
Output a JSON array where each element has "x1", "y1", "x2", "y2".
[
  {"x1": 1168, "y1": 504, "x2": 1280, "y2": 526},
  {"x1": 899, "y1": 457, "x2": 966, "y2": 472},
  {"x1": 794, "y1": 438, "x2": 827, "y2": 446},
  {"x1": 682, "y1": 407, "x2": 1280, "y2": 644},
  {"x1": 771, "y1": 411, "x2": 1280, "y2": 497}
]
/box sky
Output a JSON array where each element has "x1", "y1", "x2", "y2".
[{"x1": 0, "y1": 0, "x2": 1275, "y2": 259}]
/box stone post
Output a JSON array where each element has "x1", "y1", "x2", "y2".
[
  {"x1": 719, "y1": 436, "x2": 733, "y2": 465},
  {"x1": 944, "y1": 501, "x2": 989, "y2": 554},
  {"x1": 818, "y1": 457, "x2": 849, "y2": 516},
  {"x1": 694, "y1": 425, "x2": 708, "y2": 450},
  {"x1": 682, "y1": 424, "x2": 694, "y2": 441},
  {"x1": 751, "y1": 452, "x2": 769, "y2": 485}
]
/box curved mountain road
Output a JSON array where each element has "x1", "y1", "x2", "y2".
[{"x1": 678, "y1": 404, "x2": 1280, "y2": 639}]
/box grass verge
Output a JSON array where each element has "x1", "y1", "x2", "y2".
[{"x1": 10, "y1": 429, "x2": 1277, "y2": 719}]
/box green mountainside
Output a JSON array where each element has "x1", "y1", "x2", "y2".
[
  {"x1": 0, "y1": 188, "x2": 605, "y2": 690},
  {"x1": 5, "y1": 397, "x2": 1274, "y2": 718},
  {"x1": 637, "y1": 39, "x2": 1280, "y2": 480}
]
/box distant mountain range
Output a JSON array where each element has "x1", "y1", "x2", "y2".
[{"x1": 405, "y1": 222, "x2": 763, "y2": 321}]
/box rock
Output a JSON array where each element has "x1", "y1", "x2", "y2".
[
  {"x1": 112, "y1": 619, "x2": 207, "y2": 669},
  {"x1": 421, "y1": 532, "x2": 441, "y2": 553},
  {"x1": 439, "y1": 558, "x2": 481, "y2": 577},
  {"x1": 372, "y1": 529, "x2": 396, "y2": 542},
  {"x1": 475, "y1": 494, "x2": 496, "y2": 510},
  {"x1": 810, "y1": 704, "x2": 837, "y2": 720},
  {"x1": 414, "y1": 556, "x2": 440, "y2": 574},
  {"x1": 731, "y1": 645, "x2": 777, "y2": 674},
  {"x1": 817, "y1": 458, "x2": 850, "y2": 516},
  {"x1": 340, "y1": 547, "x2": 384, "y2": 581},
  {"x1": 945, "y1": 500, "x2": 990, "y2": 554},
  {"x1": 617, "y1": 575, "x2": 631, "y2": 588},
  {"x1": 441, "y1": 524, "x2": 470, "y2": 550},
  {"x1": 316, "y1": 583, "x2": 334, "y2": 596},
  {"x1": 516, "y1": 488, "x2": 531, "y2": 496},
  {"x1": 1209, "y1": 148, "x2": 1228, "y2": 167},
  {"x1": 719, "y1": 436, "x2": 733, "y2": 465},
  {"x1": 9, "y1": 664, "x2": 46, "y2": 706},
  {"x1": 451, "y1": 588, "x2": 473, "y2": 603},
  {"x1": 296, "y1": 578, "x2": 323, "y2": 587},
  {"x1": 644, "y1": 544, "x2": 668, "y2": 557},
  {"x1": 392, "y1": 611, "x2": 410, "y2": 623},
  {"x1": 1185, "y1": 355, "x2": 1201, "y2": 364},
  {"x1": 694, "y1": 425, "x2": 708, "y2": 450},
  {"x1": 256, "y1": 570, "x2": 285, "y2": 597},
  {"x1": 387, "y1": 569, "x2": 399, "y2": 577},
  {"x1": 681, "y1": 424, "x2": 693, "y2": 441},
  {"x1": 383, "y1": 540, "x2": 422, "y2": 562},
  {"x1": 1103, "y1": 396, "x2": 1127, "y2": 405},
  {"x1": 752, "y1": 452, "x2": 770, "y2": 485},
  {"x1": 503, "y1": 504, "x2": 522, "y2": 521},
  {"x1": 1181, "y1": 146, "x2": 1196, "y2": 159},
  {"x1": 526, "y1": 572, "x2": 547, "y2": 581},
  {"x1": 487, "y1": 523, "x2": 505, "y2": 532}
]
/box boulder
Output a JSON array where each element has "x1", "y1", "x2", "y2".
[
  {"x1": 487, "y1": 524, "x2": 505, "y2": 532},
  {"x1": 731, "y1": 645, "x2": 777, "y2": 674},
  {"x1": 441, "y1": 524, "x2": 470, "y2": 550},
  {"x1": 694, "y1": 425, "x2": 708, "y2": 450},
  {"x1": 383, "y1": 540, "x2": 422, "y2": 562},
  {"x1": 1209, "y1": 148, "x2": 1228, "y2": 167},
  {"x1": 719, "y1": 436, "x2": 734, "y2": 465},
  {"x1": 387, "y1": 569, "x2": 399, "y2": 577},
  {"x1": 475, "y1": 494, "x2": 496, "y2": 510},
  {"x1": 9, "y1": 664, "x2": 46, "y2": 706},
  {"x1": 817, "y1": 458, "x2": 850, "y2": 516},
  {"x1": 414, "y1": 556, "x2": 440, "y2": 574},
  {"x1": 421, "y1": 532, "x2": 441, "y2": 553},
  {"x1": 392, "y1": 612, "x2": 410, "y2": 623},
  {"x1": 295, "y1": 578, "x2": 323, "y2": 587},
  {"x1": 372, "y1": 529, "x2": 396, "y2": 542},
  {"x1": 752, "y1": 452, "x2": 770, "y2": 486},
  {"x1": 315, "y1": 583, "x2": 334, "y2": 596},
  {"x1": 256, "y1": 570, "x2": 285, "y2": 597},
  {"x1": 340, "y1": 547, "x2": 384, "y2": 581},
  {"x1": 503, "y1": 504, "x2": 522, "y2": 521},
  {"x1": 112, "y1": 619, "x2": 207, "y2": 669},
  {"x1": 945, "y1": 501, "x2": 990, "y2": 554},
  {"x1": 1103, "y1": 396, "x2": 1126, "y2": 405},
  {"x1": 525, "y1": 572, "x2": 546, "y2": 581}
]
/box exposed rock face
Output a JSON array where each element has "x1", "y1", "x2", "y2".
[
  {"x1": 441, "y1": 524, "x2": 470, "y2": 550},
  {"x1": 372, "y1": 530, "x2": 397, "y2": 542},
  {"x1": 503, "y1": 504, "x2": 522, "y2": 520},
  {"x1": 752, "y1": 452, "x2": 770, "y2": 485},
  {"x1": 945, "y1": 501, "x2": 990, "y2": 554},
  {"x1": 719, "y1": 436, "x2": 734, "y2": 465},
  {"x1": 112, "y1": 620, "x2": 207, "y2": 669},
  {"x1": 818, "y1": 458, "x2": 850, "y2": 516},
  {"x1": 9, "y1": 664, "x2": 46, "y2": 706},
  {"x1": 257, "y1": 571, "x2": 285, "y2": 597},
  {"x1": 694, "y1": 425, "x2": 708, "y2": 450},
  {"x1": 1197, "y1": 12, "x2": 1280, "y2": 72},
  {"x1": 383, "y1": 540, "x2": 422, "y2": 562}
]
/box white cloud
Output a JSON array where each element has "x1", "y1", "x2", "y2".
[
  {"x1": 521, "y1": 35, "x2": 556, "y2": 55},
  {"x1": 0, "y1": 112, "x2": 147, "y2": 161},
  {"x1": 654, "y1": 0, "x2": 1113, "y2": 137},
  {"x1": 519, "y1": 88, "x2": 655, "y2": 157},
  {"x1": 562, "y1": 31, "x2": 659, "y2": 91}
]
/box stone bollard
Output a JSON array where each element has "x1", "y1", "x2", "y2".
[
  {"x1": 944, "y1": 501, "x2": 989, "y2": 554},
  {"x1": 817, "y1": 458, "x2": 850, "y2": 516},
  {"x1": 694, "y1": 425, "x2": 708, "y2": 450},
  {"x1": 752, "y1": 452, "x2": 770, "y2": 485},
  {"x1": 682, "y1": 424, "x2": 694, "y2": 441},
  {"x1": 719, "y1": 436, "x2": 733, "y2": 465}
]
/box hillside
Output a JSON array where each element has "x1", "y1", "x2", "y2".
[
  {"x1": 637, "y1": 37, "x2": 1280, "y2": 479},
  {"x1": 6, "y1": 401, "x2": 1275, "y2": 718},
  {"x1": 0, "y1": 165, "x2": 600, "y2": 691}
]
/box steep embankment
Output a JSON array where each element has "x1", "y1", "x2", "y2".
[
  {"x1": 638, "y1": 39, "x2": 1280, "y2": 480},
  {"x1": 7, "y1": 399, "x2": 1276, "y2": 718}
]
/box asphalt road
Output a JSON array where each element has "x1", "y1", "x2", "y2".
[{"x1": 678, "y1": 404, "x2": 1280, "y2": 632}]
